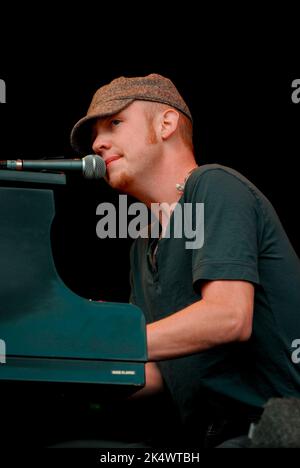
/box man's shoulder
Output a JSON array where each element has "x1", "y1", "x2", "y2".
[
  {"x1": 188, "y1": 163, "x2": 251, "y2": 184},
  {"x1": 185, "y1": 164, "x2": 263, "y2": 202}
]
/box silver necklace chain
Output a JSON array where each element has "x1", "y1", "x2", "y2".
[{"x1": 176, "y1": 166, "x2": 198, "y2": 193}]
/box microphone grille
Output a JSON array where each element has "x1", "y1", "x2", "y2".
[{"x1": 82, "y1": 154, "x2": 106, "y2": 179}]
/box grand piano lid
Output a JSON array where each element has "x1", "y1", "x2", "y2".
[{"x1": 0, "y1": 169, "x2": 66, "y2": 184}]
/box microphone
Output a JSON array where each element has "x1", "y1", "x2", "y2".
[{"x1": 0, "y1": 154, "x2": 106, "y2": 179}]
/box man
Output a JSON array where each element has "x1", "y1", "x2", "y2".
[{"x1": 70, "y1": 74, "x2": 300, "y2": 447}]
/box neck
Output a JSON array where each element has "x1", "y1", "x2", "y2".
[{"x1": 129, "y1": 151, "x2": 198, "y2": 231}]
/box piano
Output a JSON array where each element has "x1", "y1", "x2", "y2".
[{"x1": 0, "y1": 170, "x2": 147, "y2": 445}]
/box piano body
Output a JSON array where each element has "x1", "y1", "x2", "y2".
[{"x1": 0, "y1": 170, "x2": 147, "y2": 445}]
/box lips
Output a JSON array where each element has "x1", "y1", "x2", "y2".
[{"x1": 105, "y1": 156, "x2": 122, "y2": 167}]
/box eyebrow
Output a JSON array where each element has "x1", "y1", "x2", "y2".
[
  {"x1": 91, "y1": 111, "x2": 124, "y2": 141},
  {"x1": 100, "y1": 110, "x2": 123, "y2": 125}
]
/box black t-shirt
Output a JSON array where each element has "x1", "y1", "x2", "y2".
[{"x1": 130, "y1": 164, "x2": 300, "y2": 424}]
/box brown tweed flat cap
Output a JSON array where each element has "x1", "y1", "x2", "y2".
[{"x1": 70, "y1": 74, "x2": 192, "y2": 154}]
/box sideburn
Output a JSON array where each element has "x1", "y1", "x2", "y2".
[{"x1": 146, "y1": 121, "x2": 158, "y2": 145}]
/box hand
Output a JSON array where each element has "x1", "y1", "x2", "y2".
[{"x1": 128, "y1": 362, "x2": 165, "y2": 400}]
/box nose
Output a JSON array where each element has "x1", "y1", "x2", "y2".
[{"x1": 92, "y1": 133, "x2": 112, "y2": 155}]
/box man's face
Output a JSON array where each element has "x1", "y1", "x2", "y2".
[{"x1": 91, "y1": 101, "x2": 161, "y2": 192}]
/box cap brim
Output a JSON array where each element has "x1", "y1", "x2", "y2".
[{"x1": 70, "y1": 98, "x2": 135, "y2": 154}]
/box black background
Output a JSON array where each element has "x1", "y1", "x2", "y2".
[{"x1": 1, "y1": 19, "x2": 299, "y2": 304}]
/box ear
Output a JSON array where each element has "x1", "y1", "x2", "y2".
[{"x1": 160, "y1": 109, "x2": 180, "y2": 140}]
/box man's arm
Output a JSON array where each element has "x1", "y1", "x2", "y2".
[{"x1": 147, "y1": 280, "x2": 254, "y2": 361}]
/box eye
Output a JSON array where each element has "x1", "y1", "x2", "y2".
[{"x1": 111, "y1": 119, "x2": 122, "y2": 127}]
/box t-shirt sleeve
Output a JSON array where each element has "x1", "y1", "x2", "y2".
[{"x1": 190, "y1": 169, "x2": 261, "y2": 289}]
